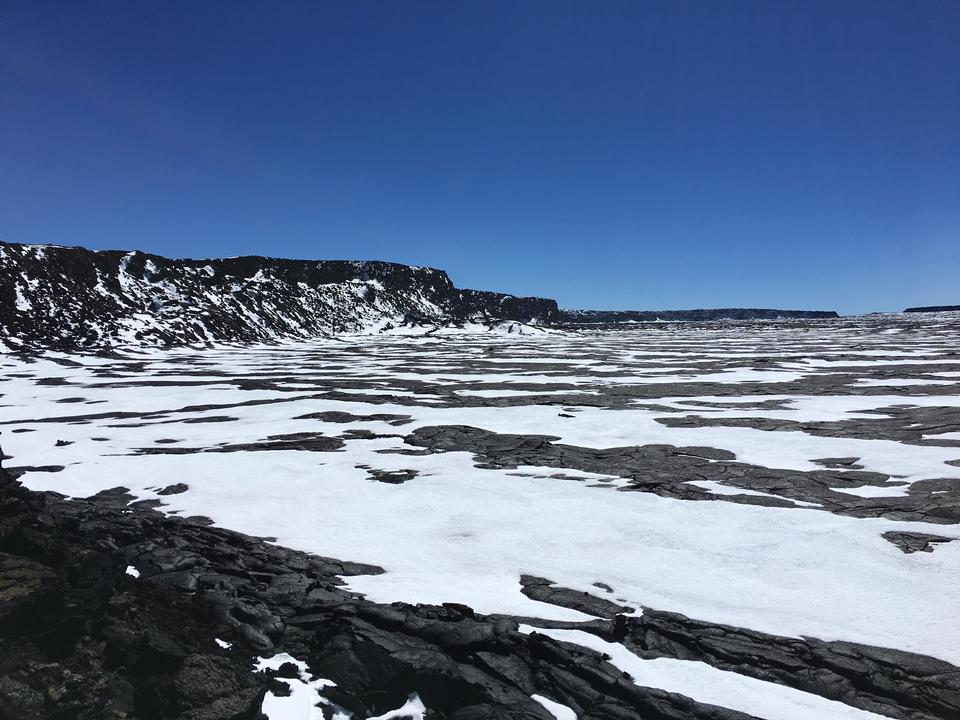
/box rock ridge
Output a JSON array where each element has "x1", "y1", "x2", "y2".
[{"x1": 0, "y1": 241, "x2": 558, "y2": 349}]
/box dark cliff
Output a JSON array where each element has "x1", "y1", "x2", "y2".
[{"x1": 0, "y1": 242, "x2": 559, "y2": 349}]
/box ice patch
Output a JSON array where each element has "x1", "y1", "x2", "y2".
[
  {"x1": 831, "y1": 484, "x2": 911, "y2": 498},
  {"x1": 922, "y1": 431, "x2": 960, "y2": 442},
  {"x1": 531, "y1": 694, "x2": 577, "y2": 720}
]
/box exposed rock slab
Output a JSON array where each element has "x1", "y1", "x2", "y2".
[{"x1": 881, "y1": 531, "x2": 954, "y2": 554}]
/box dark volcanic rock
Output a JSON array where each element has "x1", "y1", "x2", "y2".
[
  {"x1": 624, "y1": 608, "x2": 960, "y2": 720},
  {"x1": 294, "y1": 410, "x2": 413, "y2": 426},
  {"x1": 0, "y1": 553, "x2": 60, "y2": 634},
  {"x1": 0, "y1": 472, "x2": 268, "y2": 719},
  {"x1": 0, "y1": 241, "x2": 559, "y2": 349},
  {"x1": 157, "y1": 483, "x2": 189, "y2": 496},
  {"x1": 882, "y1": 531, "x2": 953, "y2": 554},
  {"x1": 519, "y1": 575, "x2": 634, "y2": 618},
  {"x1": 367, "y1": 468, "x2": 419, "y2": 484}
]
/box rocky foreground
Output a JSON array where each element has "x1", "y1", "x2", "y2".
[{"x1": 2, "y1": 458, "x2": 958, "y2": 720}]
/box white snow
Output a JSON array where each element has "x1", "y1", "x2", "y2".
[
  {"x1": 255, "y1": 653, "x2": 339, "y2": 720},
  {"x1": 831, "y1": 484, "x2": 912, "y2": 498},
  {"x1": 14, "y1": 282, "x2": 33, "y2": 311},
  {"x1": 922, "y1": 431, "x2": 960, "y2": 441},
  {"x1": 367, "y1": 694, "x2": 426, "y2": 720},
  {"x1": 531, "y1": 694, "x2": 577, "y2": 720},
  {"x1": 125, "y1": 565, "x2": 141, "y2": 578}
]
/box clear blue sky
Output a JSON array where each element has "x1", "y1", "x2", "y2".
[{"x1": 1, "y1": 1, "x2": 957, "y2": 313}]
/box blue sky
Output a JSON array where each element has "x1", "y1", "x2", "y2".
[{"x1": 1, "y1": 1, "x2": 957, "y2": 313}]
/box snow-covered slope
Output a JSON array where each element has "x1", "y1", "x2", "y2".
[{"x1": 0, "y1": 241, "x2": 559, "y2": 348}]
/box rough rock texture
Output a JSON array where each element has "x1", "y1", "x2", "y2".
[
  {"x1": 0, "y1": 241, "x2": 559, "y2": 349},
  {"x1": 0, "y1": 468, "x2": 270, "y2": 720},
  {"x1": 624, "y1": 609, "x2": 960, "y2": 720},
  {"x1": 881, "y1": 531, "x2": 953, "y2": 554},
  {"x1": 519, "y1": 576, "x2": 635, "y2": 618}
]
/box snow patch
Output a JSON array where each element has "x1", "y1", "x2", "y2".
[{"x1": 531, "y1": 694, "x2": 577, "y2": 719}]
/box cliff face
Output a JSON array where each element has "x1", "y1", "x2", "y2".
[
  {"x1": 0, "y1": 242, "x2": 559, "y2": 349},
  {"x1": 559, "y1": 308, "x2": 839, "y2": 324}
]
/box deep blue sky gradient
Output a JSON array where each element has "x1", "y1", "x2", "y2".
[{"x1": 1, "y1": 1, "x2": 958, "y2": 313}]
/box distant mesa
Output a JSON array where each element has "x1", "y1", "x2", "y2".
[
  {"x1": 559, "y1": 308, "x2": 839, "y2": 324},
  {"x1": 903, "y1": 305, "x2": 960, "y2": 313}
]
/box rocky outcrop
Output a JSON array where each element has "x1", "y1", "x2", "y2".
[
  {"x1": 559, "y1": 308, "x2": 839, "y2": 324},
  {"x1": 882, "y1": 531, "x2": 953, "y2": 554},
  {"x1": 624, "y1": 608, "x2": 960, "y2": 720},
  {"x1": 0, "y1": 242, "x2": 559, "y2": 349}
]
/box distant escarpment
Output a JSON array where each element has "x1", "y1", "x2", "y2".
[
  {"x1": 904, "y1": 305, "x2": 960, "y2": 313},
  {"x1": 559, "y1": 308, "x2": 839, "y2": 325},
  {"x1": 0, "y1": 242, "x2": 558, "y2": 349}
]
